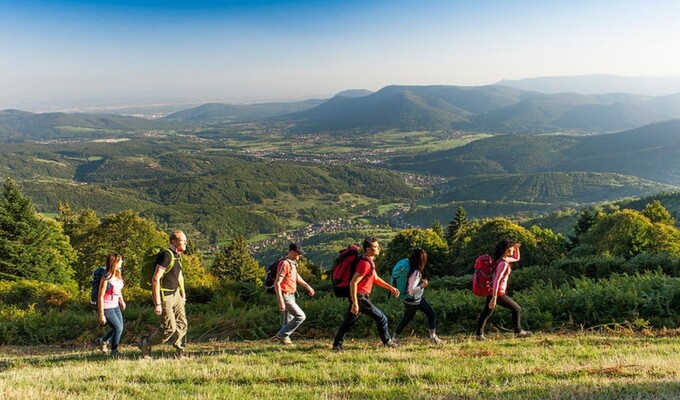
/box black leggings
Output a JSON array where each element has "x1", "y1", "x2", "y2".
[
  {"x1": 476, "y1": 294, "x2": 522, "y2": 335},
  {"x1": 394, "y1": 297, "x2": 436, "y2": 335}
]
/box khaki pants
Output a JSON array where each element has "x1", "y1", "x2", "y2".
[{"x1": 147, "y1": 291, "x2": 187, "y2": 349}]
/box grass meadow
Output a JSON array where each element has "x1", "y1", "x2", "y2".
[{"x1": 1, "y1": 333, "x2": 679, "y2": 399}]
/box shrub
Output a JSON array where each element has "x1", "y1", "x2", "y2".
[{"x1": 0, "y1": 279, "x2": 77, "y2": 311}]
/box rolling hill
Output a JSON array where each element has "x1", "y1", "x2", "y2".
[
  {"x1": 432, "y1": 172, "x2": 677, "y2": 204},
  {"x1": 0, "y1": 109, "x2": 166, "y2": 140},
  {"x1": 390, "y1": 119, "x2": 680, "y2": 185},
  {"x1": 163, "y1": 99, "x2": 324, "y2": 123}
]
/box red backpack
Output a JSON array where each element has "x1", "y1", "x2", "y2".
[
  {"x1": 472, "y1": 254, "x2": 497, "y2": 297},
  {"x1": 330, "y1": 245, "x2": 362, "y2": 298}
]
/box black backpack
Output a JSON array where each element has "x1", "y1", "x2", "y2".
[
  {"x1": 89, "y1": 266, "x2": 108, "y2": 305},
  {"x1": 264, "y1": 258, "x2": 284, "y2": 294}
]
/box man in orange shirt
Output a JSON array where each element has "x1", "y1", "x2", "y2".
[
  {"x1": 274, "y1": 242, "x2": 315, "y2": 345},
  {"x1": 332, "y1": 237, "x2": 400, "y2": 352}
]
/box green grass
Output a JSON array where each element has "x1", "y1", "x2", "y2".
[{"x1": 0, "y1": 333, "x2": 678, "y2": 399}]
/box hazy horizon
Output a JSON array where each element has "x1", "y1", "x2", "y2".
[{"x1": 2, "y1": 0, "x2": 680, "y2": 112}]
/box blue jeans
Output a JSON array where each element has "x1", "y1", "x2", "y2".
[
  {"x1": 333, "y1": 294, "x2": 390, "y2": 346},
  {"x1": 101, "y1": 306, "x2": 124, "y2": 352},
  {"x1": 277, "y1": 293, "x2": 306, "y2": 339}
]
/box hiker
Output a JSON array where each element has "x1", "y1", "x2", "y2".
[
  {"x1": 94, "y1": 252, "x2": 126, "y2": 357},
  {"x1": 392, "y1": 248, "x2": 444, "y2": 345},
  {"x1": 273, "y1": 242, "x2": 315, "y2": 345},
  {"x1": 139, "y1": 230, "x2": 188, "y2": 359},
  {"x1": 332, "y1": 237, "x2": 400, "y2": 351},
  {"x1": 475, "y1": 239, "x2": 532, "y2": 340}
]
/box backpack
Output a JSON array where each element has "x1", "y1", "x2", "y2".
[
  {"x1": 140, "y1": 247, "x2": 176, "y2": 291},
  {"x1": 264, "y1": 258, "x2": 285, "y2": 294},
  {"x1": 330, "y1": 245, "x2": 374, "y2": 298},
  {"x1": 391, "y1": 258, "x2": 411, "y2": 300},
  {"x1": 472, "y1": 254, "x2": 497, "y2": 297},
  {"x1": 89, "y1": 266, "x2": 109, "y2": 305}
]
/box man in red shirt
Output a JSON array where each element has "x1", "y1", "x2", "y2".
[
  {"x1": 274, "y1": 242, "x2": 315, "y2": 345},
  {"x1": 332, "y1": 237, "x2": 400, "y2": 351}
]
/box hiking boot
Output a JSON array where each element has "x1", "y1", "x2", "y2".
[
  {"x1": 516, "y1": 330, "x2": 533, "y2": 338},
  {"x1": 138, "y1": 337, "x2": 151, "y2": 359},
  {"x1": 276, "y1": 334, "x2": 293, "y2": 345},
  {"x1": 475, "y1": 334, "x2": 487, "y2": 341},
  {"x1": 332, "y1": 344, "x2": 344, "y2": 352},
  {"x1": 94, "y1": 337, "x2": 108, "y2": 353},
  {"x1": 175, "y1": 347, "x2": 187, "y2": 360},
  {"x1": 384, "y1": 339, "x2": 399, "y2": 348},
  {"x1": 430, "y1": 335, "x2": 445, "y2": 345},
  {"x1": 110, "y1": 350, "x2": 122, "y2": 359}
]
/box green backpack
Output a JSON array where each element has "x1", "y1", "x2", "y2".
[
  {"x1": 140, "y1": 247, "x2": 177, "y2": 291},
  {"x1": 391, "y1": 258, "x2": 411, "y2": 300}
]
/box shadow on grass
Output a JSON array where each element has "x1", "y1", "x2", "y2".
[{"x1": 500, "y1": 381, "x2": 680, "y2": 400}]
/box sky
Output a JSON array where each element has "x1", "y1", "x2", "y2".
[{"x1": 1, "y1": 0, "x2": 680, "y2": 110}]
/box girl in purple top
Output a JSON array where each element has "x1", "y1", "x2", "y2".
[
  {"x1": 94, "y1": 253, "x2": 126, "y2": 357},
  {"x1": 475, "y1": 239, "x2": 532, "y2": 340}
]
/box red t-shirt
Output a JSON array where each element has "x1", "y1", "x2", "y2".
[
  {"x1": 277, "y1": 259, "x2": 297, "y2": 294},
  {"x1": 355, "y1": 258, "x2": 376, "y2": 295}
]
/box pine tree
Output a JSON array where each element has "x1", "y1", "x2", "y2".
[
  {"x1": 212, "y1": 234, "x2": 262, "y2": 286},
  {"x1": 573, "y1": 207, "x2": 601, "y2": 238},
  {"x1": 431, "y1": 219, "x2": 445, "y2": 240},
  {"x1": 445, "y1": 206, "x2": 468, "y2": 247},
  {"x1": 0, "y1": 178, "x2": 76, "y2": 284}
]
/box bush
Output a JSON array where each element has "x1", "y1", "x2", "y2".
[
  {"x1": 428, "y1": 275, "x2": 471, "y2": 292},
  {"x1": 519, "y1": 272, "x2": 680, "y2": 330},
  {"x1": 0, "y1": 280, "x2": 77, "y2": 311},
  {"x1": 625, "y1": 252, "x2": 680, "y2": 277},
  {"x1": 509, "y1": 265, "x2": 572, "y2": 293},
  {"x1": 2, "y1": 272, "x2": 680, "y2": 345}
]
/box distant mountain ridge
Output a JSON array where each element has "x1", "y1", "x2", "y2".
[
  {"x1": 280, "y1": 84, "x2": 680, "y2": 134},
  {"x1": 7, "y1": 80, "x2": 680, "y2": 140},
  {"x1": 497, "y1": 74, "x2": 680, "y2": 96}
]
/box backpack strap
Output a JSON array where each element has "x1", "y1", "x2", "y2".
[
  {"x1": 159, "y1": 249, "x2": 179, "y2": 301},
  {"x1": 275, "y1": 258, "x2": 287, "y2": 279},
  {"x1": 354, "y1": 255, "x2": 374, "y2": 284}
]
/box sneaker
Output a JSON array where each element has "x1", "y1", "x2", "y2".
[
  {"x1": 332, "y1": 344, "x2": 343, "y2": 352},
  {"x1": 110, "y1": 350, "x2": 122, "y2": 359},
  {"x1": 138, "y1": 337, "x2": 151, "y2": 359},
  {"x1": 516, "y1": 330, "x2": 533, "y2": 338},
  {"x1": 94, "y1": 337, "x2": 108, "y2": 353},
  {"x1": 276, "y1": 334, "x2": 293, "y2": 346},
  {"x1": 475, "y1": 334, "x2": 487, "y2": 341},
  {"x1": 430, "y1": 335, "x2": 445, "y2": 345},
  {"x1": 384, "y1": 339, "x2": 399, "y2": 348}
]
